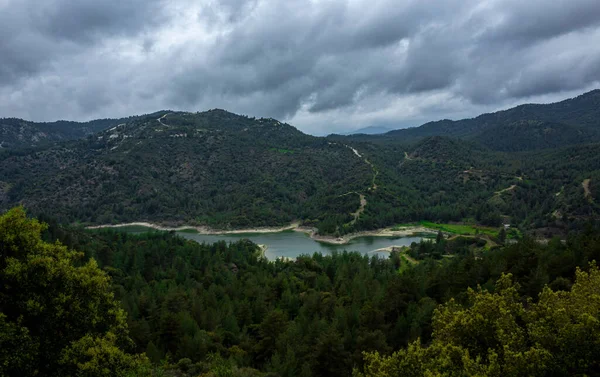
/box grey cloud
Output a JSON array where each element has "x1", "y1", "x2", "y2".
[
  {"x1": 504, "y1": 49, "x2": 600, "y2": 98},
  {"x1": 0, "y1": 0, "x2": 163, "y2": 86},
  {"x1": 481, "y1": 0, "x2": 600, "y2": 46},
  {"x1": 0, "y1": 0, "x2": 599, "y2": 135},
  {"x1": 32, "y1": 0, "x2": 166, "y2": 43},
  {"x1": 169, "y1": 0, "x2": 471, "y2": 118},
  {"x1": 199, "y1": 0, "x2": 259, "y2": 25}
]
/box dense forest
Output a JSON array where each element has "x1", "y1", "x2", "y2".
[
  {"x1": 0, "y1": 110, "x2": 370, "y2": 232},
  {"x1": 3, "y1": 208, "x2": 598, "y2": 376},
  {"x1": 342, "y1": 89, "x2": 600, "y2": 145},
  {"x1": 2, "y1": 90, "x2": 600, "y2": 375},
  {"x1": 350, "y1": 136, "x2": 600, "y2": 235},
  {"x1": 1, "y1": 91, "x2": 600, "y2": 236}
]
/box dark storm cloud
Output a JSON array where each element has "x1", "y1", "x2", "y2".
[
  {"x1": 0, "y1": 0, "x2": 164, "y2": 85},
  {"x1": 0, "y1": 0, "x2": 599, "y2": 134},
  {"x1": 480, "y1": 0, "x2": 600, "y2": 46},
  {"x1": 33, "y1": 0, "x2": 166, "y2": 43}
]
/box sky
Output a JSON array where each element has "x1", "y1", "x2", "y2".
[{"x1": 1, "y1": 0, "x2": 600, "y2": 135}]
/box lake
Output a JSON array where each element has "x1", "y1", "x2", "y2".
[{"x1": 176, "y1": 230, "x2": 424, "y2": 260}]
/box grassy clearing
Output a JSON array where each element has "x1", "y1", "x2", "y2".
[
  {"x1": 419, "y1": 221, "x2": 499, "y2": 236},
  {"x1": 391, "y1": 221, "x2": 499, "y2": 236},
  {"x1": 269, "y1": 148, "x2": 295, "y2": 154},
  {"x1": 414, "y1": 232, "x2": 437, "y2": 239},
  {"x1": 398, "y1": 253, "x2": 419, "y2": 274},
  {"x1": 398, "y1": 255, "x2": 412, "y2": 274},
  {"x1": 506, "y1": 228, "x2": 522, "y2": 239}
]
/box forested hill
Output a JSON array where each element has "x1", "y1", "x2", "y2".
[
  {"x1": 338, "y1": 89, "x2": 600, "y2": 150},
  {"x1": 1, "y1": 92, "x2": 600, "y2": 236},
  {"x1": 0, "y1": 110, "x2": 372, "y2": 229},
  {"x1": 0, "y1": 116, "x2": 132, "y2": 149}
]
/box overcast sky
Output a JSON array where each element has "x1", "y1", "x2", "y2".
[{"x1": 1, "y1": 0, "x2": 599, "y2": 135}]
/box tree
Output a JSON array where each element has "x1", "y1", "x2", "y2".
[
  {"x1": 312, "y1": 328, "x2": 350, "y2": 377},
  {"x1": 0, "y1": 207, "x2": 146, "y2": 376},
  {"x1": 498, "y1": 227, "x2": 507, "y2": 244},
  {"x1": 436, "y1": 230, "x2": 443, "y2": 244},
  {"x1": 254, "y1": 309, "x2": 288, "y2": 365},
  {"x1": 361, "y1": 264, "x2": 600, "y2": 377}
]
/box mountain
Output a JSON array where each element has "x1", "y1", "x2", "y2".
[
  {"x1": 0, "y1": 117, "x2": 134, "y2": 149},
  {"x1": 354, "y1": 89, "x2": 600, "y2": 150},
  {"x1": 1, "y1": 91, "x2": 600, "y2": 235},
  {"x1": 0, "y1": 110, "x2": 372, "y2": 229},
  {"x1": 343, "y1": 125, "x2": 393, "y2": 135},
  {"x1": 472, "y1": 120, "x2": 599, "y2": 151}
]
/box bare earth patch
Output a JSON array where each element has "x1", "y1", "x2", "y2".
[
  {"x1": 350, "y1": 194, "x2": 367, "y2": 225},
  {"x1": 583, "y1": 179, "x2": 592, "y2": 201},
  {"x1": 495, "y1": 184, "x2": 516, "y2": 195}
]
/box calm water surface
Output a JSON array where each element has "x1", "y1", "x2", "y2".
[{"x1": 177, "y1": 230, "x2": 423, "y2": 260}]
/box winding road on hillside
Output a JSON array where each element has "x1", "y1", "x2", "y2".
[
  {"x1": 341, "y1": 145, "x2": 380, "y2": 224},
  {"x1": 495, "y1": 184, "x2": 517, "y2": 195},
  {"x1": 157, "y1": 113, "x2": 170, "y2": 127},
  {"x1": 345, "y1": 145, "x2": 379, "y2": 191}
]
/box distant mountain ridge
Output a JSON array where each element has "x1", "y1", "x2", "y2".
[
  {"x1": 343, "y1": 126, "x2": 394, "y2": 135},
  {"x1": 4, "y1": 89, "x2": 600, "y2": 151},
  {"x1": 342, "y1": 89, "x2": 600, "y2": 151}
]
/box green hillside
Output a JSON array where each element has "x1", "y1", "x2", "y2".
[
  {"x1": 472, "y1": 120, "x2": 598, "y2": 151},
  {"x1": 2, "y1": 94, "x2": 600, "y2": 236},
  {"x1": 0, "y1": 110, "x2": 372, "y2": 231},
  {"x1": 343, "y1": 136, "x2": 600, "y2": 234},
  {"x1": 341, "y1": 89, "x2": 600, "y2": 151}
]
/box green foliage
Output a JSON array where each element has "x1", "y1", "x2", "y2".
[
  {"x1": 0, "y1": 110, "x2": 371, "y2": 234},
  {"x1": 352, "y1": 135, "x2": 600, "y2": 234},
  {"x1": 4, "y1": 209, "x2": 600, "y2": 376},
  {"x1": 269, "y1": 148, "x2": 295, "y2": 154},
  {"x1": 474, "y1": 120, "x2": 599, "y2": 152},
  {"x1": 38, "y1": 218, "x2": 600, "y2": 376},
  {"x1": 420, "y1": 221, "x2": 498, "y2": 236},
  {"x1": 361, "y1": 264, "x2": 600, "y2": 376},
  {"x1": 0, "y1": 207, "x2": 146, "y2": 376}
]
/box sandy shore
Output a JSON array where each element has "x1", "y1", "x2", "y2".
[
  {"x1": 371, "y1": 245, "x2": 408, "y2": 253},
  {"x1": 86, "y1": 222, "x2": 435, "y2": 245},
  {"x1": 87, "y1": 221, "x2": 302, "y2": 234},
  {"x1": 299, "y1": 226, "x2": 435, "y2": 245}
]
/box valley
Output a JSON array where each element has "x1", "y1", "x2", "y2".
[
  {"x1": 172, "y1": 230, "x2": 423, "y2": 261},
  {"x1": 4, "y1": 1, "x2": 600, "y2": 375},
  {"x1": 2, "y1": 89, "x2": 600, "y2": 377},
  {"x1": 86, "y1": 220, "x2": 437, "y2": 256},
  {"x1": 2, "y1": 91, "x2": 599, "y2": 240}
]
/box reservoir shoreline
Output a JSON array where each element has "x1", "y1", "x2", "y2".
[{"x1": 86, "y1": 221, "x2": 436, "y2": 245}]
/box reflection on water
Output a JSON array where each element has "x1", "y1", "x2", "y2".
[{"x1": 178, "y1": 230, "x2": 422, "y2": 260}]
